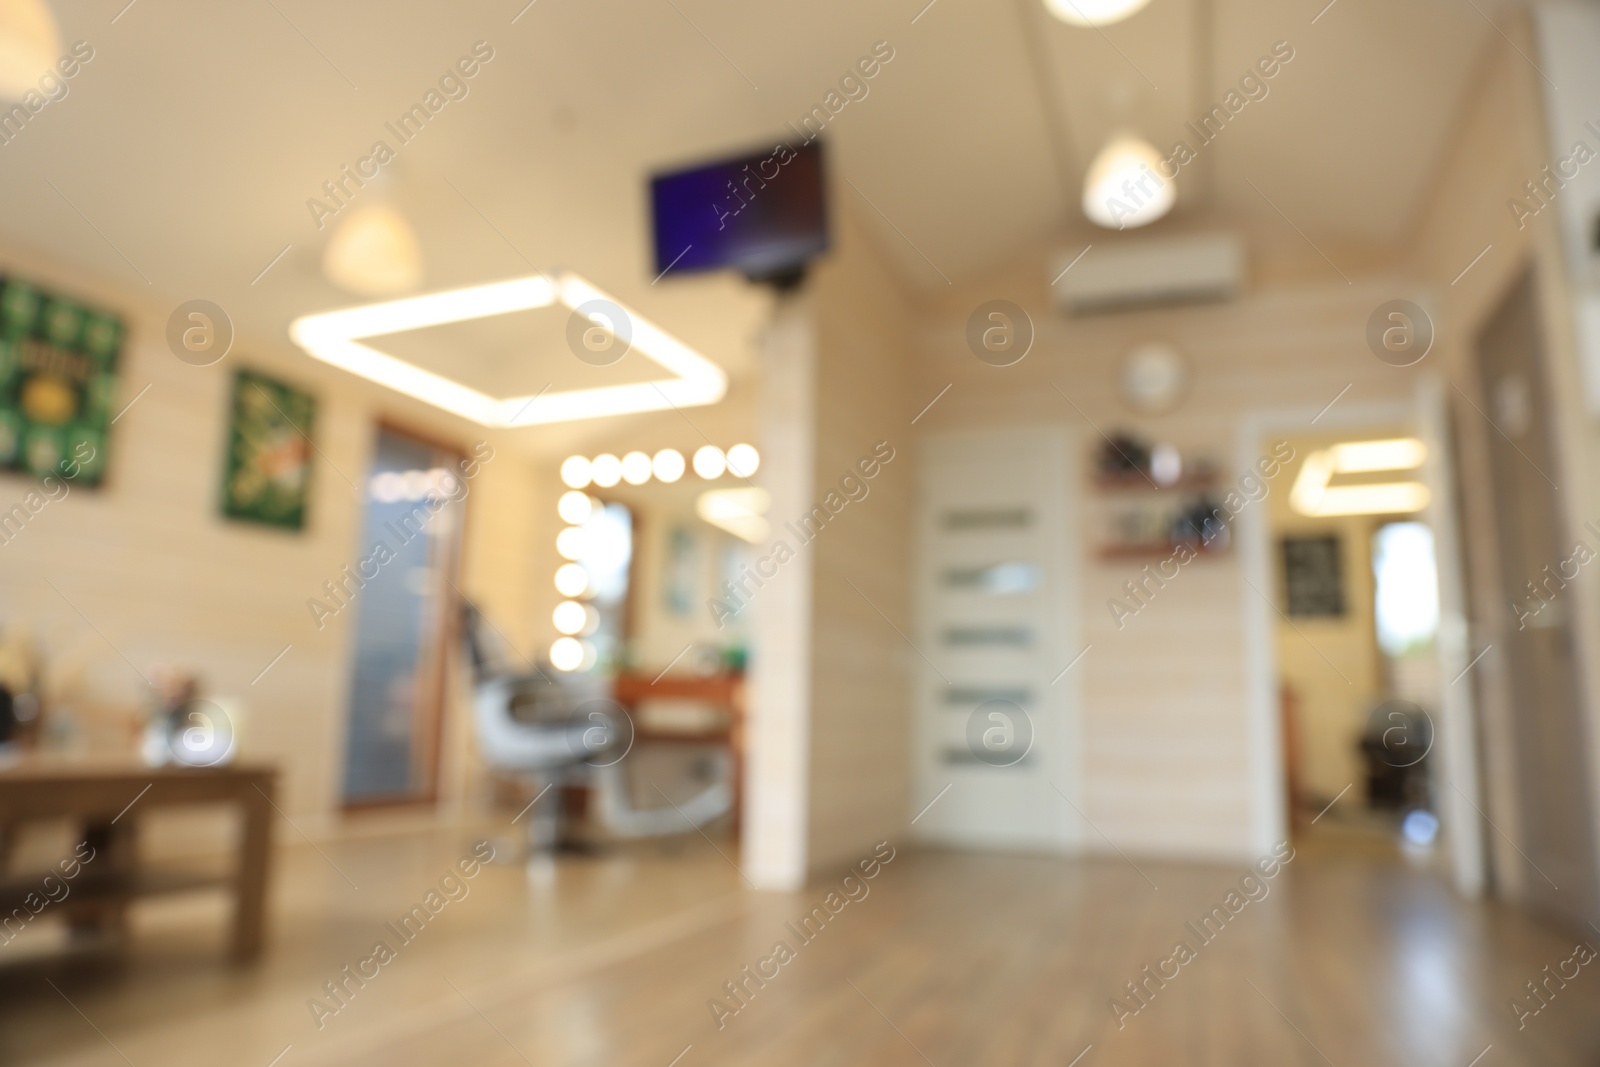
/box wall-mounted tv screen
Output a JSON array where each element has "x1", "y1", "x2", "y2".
[{"x1": 649, "y1": 140, "x2": 829, "y2": 283}]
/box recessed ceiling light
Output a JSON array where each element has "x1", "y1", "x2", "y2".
[
  {"x1": 1083, "y1": 135, "x2": 1174, "y2": 230},
  {"x1": 289, "y1": 271, "x2": 728, "y2": 428},
  {"x1": 1044, "y1": 0, "x2": 1152, "y2": 27}
]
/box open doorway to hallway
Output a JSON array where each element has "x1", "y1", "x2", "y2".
[{"x1": 1266, "y1": 427, "x2": 1451, "y2": 868}]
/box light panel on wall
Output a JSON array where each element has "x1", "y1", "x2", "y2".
[{"x1": 289, "y1": 271, "x2": 728, "y2": 428}]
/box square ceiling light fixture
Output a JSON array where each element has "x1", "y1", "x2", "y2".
[{"x1": 288, "y1": 272, "x2": 727, "y2": 427}]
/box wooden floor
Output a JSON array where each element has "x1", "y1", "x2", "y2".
[{"x1": 1, "y1": 823, "x2": 1596, "y2": 1067}]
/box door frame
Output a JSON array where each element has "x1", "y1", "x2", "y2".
[{"x1": 1236, "y1": 384, "x2": 1487, "y2": 895}]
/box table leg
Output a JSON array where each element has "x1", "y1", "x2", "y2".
[
  {"x1": 231, "y1": 782, "x2": 273, "y2": 962},
  {"x1": 70, "y1": 820, "x2": 135, "y2": 941}
]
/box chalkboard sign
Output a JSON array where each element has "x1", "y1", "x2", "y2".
[{"x1": 1281, "y1": 535, "x2": 1345, "y2": 617}]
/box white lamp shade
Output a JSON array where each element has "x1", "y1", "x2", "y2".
[
  {"x1": 1082, "y1": 135, "x2": 1175, "y2": 230},
  {"x1": 323, "y1": 204, "x2": 424, "y2": 296},
  {"x1": 1043, "y1": 0, "x2": 1152, "y2": 27},
  {"x1": 0, "y1": 0, "x2": 59, "y2": 100}
]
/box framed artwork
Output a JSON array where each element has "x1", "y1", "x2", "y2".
[
  {"x1": 221, "y1": 368, "x2": 315, "y2": 530},
  {"x1": 662, "y1": 524, "x2": 701, "y2": 617},
  {"x1": 1281, "y1": 534, "x2": 1346, "y2": 617},
  {"x1": 0, "y1": 276, "x2": 120, "y2": 486}
]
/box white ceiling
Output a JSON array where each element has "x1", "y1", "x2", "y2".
[
  {"x1": 0, "y1": 0, "x2": 1499, "y2": 443},
  {"x1": 371, "y1": 305, "x2": 666, "y2": 398}
]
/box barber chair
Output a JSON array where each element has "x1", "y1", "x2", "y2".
[{"x1": 461, "y1": 602, "x2": 731, "y2": 856}]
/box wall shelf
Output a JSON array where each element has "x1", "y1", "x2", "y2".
[
  {"x1": 1091, "y1": 471, "x2": 1217, "y2": 493},
  {"x1": 1095, "y1": 542, "x2": 1230, "y2": 562}
]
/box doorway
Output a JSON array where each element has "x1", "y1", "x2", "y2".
[
  {"x1": 339, "y1": 426, "x2": 468, "y2": 808},
  {"x1": 1266, "y1": 426, "x2": 1452, "y2": 866}
]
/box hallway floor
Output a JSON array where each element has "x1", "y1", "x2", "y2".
[{"x1": 1, "y1": 825, "x2": 1595, "y2": 1066}]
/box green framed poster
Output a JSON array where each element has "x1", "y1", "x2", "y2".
[
  {"x1": 221, "y1": 368, "x2": 316, "y2": 530},
  {"x1": 0, "y1": 276, "x2": 120, "y2": 486}
]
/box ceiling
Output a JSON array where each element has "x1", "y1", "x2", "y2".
[
  {"x1": 372, "y1": 305, "x2": 665, "y2": 398},
  {"x1": 0, "y1": 0, "x2": 1500, "y2": 446}
]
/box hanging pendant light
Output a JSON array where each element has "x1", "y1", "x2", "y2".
[
  {"x1": 0, "y1": 0, "x2": 60, "y2": 100},
  {"x1": 322, "y1": 203, "x2": 424, "y2": 296},
  {"x1": 1044, "y1": 0, "x2": 1152, "y2": 28},
  {"x1": 1081, "y1": 134, "x2": 1175, "y2": 230}
]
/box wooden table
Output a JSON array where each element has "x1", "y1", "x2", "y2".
[
  {"x1": 612, "y1": 673, "x2": 744, "y2": 834},
  {"x1": 0, "y1": 757, "x2": 277, "y2": 962}
]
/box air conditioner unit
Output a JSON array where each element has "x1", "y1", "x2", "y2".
[{"x1": 1052, "y1": 233, "x2": 1244, "y2": 315}]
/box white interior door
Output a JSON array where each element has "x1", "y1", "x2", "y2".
[{"x1": 912, "y1": 427, "x2": 1080, "y2": 850}]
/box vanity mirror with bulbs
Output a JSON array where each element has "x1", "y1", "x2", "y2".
[{"x1": 546, "y1": 442, "x2": 765, "y2": 831}]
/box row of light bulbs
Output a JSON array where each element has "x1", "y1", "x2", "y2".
[
  {"x1": 560, "y1": 444, "x2": 759, "y2": 490},
  {"x1": 545, "y1": 443, "x2": 760, "y2": 670},
  {"x1": 551, "y1": 481, "x2": 598, "y2": 667}
]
